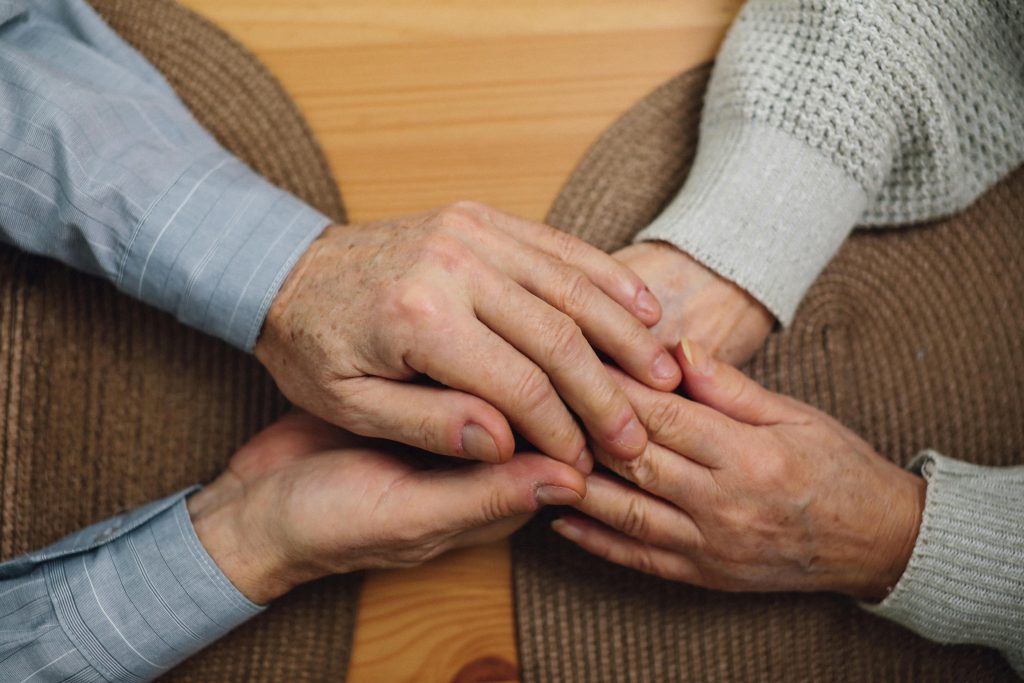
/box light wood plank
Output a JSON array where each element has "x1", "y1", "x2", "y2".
[{"x1": 177, "y1": 2, "x2": 739, "y2": 680}]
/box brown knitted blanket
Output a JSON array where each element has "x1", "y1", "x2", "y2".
[
  {"x1": 513, "y1": 65, "x2": 1023, "y2": 682},
  {"x1": 0, "y1": 1, "x2": 356, "y2": 681}
]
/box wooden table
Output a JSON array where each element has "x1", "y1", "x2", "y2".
[{"x1": 178, "y1": 2, "x2": 740, "y2": 680}]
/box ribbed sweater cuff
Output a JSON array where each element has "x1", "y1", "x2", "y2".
[
  {"x1": 634, "y1": 118, "x2": 868, "y2": 325},
  {"x1": 864, "y1": 452, "x2": 1024, "y2": 674}
]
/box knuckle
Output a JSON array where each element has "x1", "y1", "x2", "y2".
[
  {"x1": 384, "y1": 284, "x2": 444, "y2": 327},
  {"x1": 749, "y1": 447, "x2": 790, "y2": 487},
  {"x1": 420, "y1": 231, "x2": 474, "y2": 270},
  {"x1": 554, "y1": 268, "x2": 593, "y2": 316},
  {"x1": 551, "y1": 227, "x2": 583, "y2": 263},
  {"x1": 543, "y1": 317, "x2": 587, "y2": 367},
  {"x1": 645, "y1": 397, "x2": 684, "y2": 437},
  {"x1": 626, "y1": 452, "x2": 660, "y2": 490},
  {"x1": 482, "y1": 487, "x2": 514, "y2": 522},
  {"x1": 387, "y1": 519, "x2": 433, "y2": 548},
  {"x1": 511, "y1": 366, "x2": 556, "y2": 415},
  {"x1": 620, "y1": 497, "x2": 650, "y2": 538},
  {"x1": 438, "y1": 202, "x2": 486, "y2": 234},
  {"x1": 627, "y1": 546, "x2": 656, "y2": 575}
]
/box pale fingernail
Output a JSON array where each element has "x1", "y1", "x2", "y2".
[
  {"x1": 635, "y1": 287, "x2": 659, "y2": 319},
  {"x1": 551, "y1": 518, "x2": 582, "y2": 541},
  {"x1": 461, "y1": 423, "x2": 500, "y2": 462},
  {"x1": 613, "y1": 416, "x2": 647, "y2": 454},
  {"x1": 679, "y1": 336, "x2": 711, "y2": 375},
  {"x1": 575, "y1": 447, "x2": 594, "y2": 475},
  {"x1": 535, "y1": 485, "x2": 582, "y2": 507},
  {"x1": 651, "y1": 350, "x2": 679, "y2": 380}
]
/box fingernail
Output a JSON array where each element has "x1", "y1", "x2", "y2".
[
  {"x1": 613, "y1": 416, "x2": 647, "y2": 454},
  {"x1": 551, "y1": 518, "x2": 582, "y2": 541},
  {"x1": 575, "y1": 447, "x2": 594, "y2": 475},
  {"x1": 635, "y1": 287, "x2": 659, "y2": 319},
  {"x1": 461, "y1": 423, "x2": 500, "y2": 462},
  {"x1": 679, "y1": 336, "x2": 711, "y2": 375},
  {"x1": 535, "y1": 485, "x2": 582, "y2": 507},
  {"x1": 651, "y1": 350, "x2": 679, "y2": 380}
]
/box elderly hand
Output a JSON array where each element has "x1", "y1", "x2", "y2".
[
  {"x1": 188, "y1": 411, "x2": 586, "y2": 605},
  {"x1": 553, "y1": 339, "x2": 926, "y2": 601},
  {"x1": 255, "y1": 202, "x2": 681, "y2": 469},
  {"x1": 614, "y1": 242, "x2": 774, "y2": 366}
]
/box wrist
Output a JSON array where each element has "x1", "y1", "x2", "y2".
[
  {"x1": 854, "y1": 469, "x2": 927, "y2": 602},
  {"x1": 253, "y1": 224, "x2": 334, "y2": 365},
  {"x1": 188, "y1": 474, "x2": 300, "y2": 605}
]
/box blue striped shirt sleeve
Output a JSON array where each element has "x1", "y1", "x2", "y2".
[
  {"x1": 0, "y1": 0, "x2": 331, "y2": 350},
  {"x1": 0, "y1": 491, "x2": 264, "y2": 682}
]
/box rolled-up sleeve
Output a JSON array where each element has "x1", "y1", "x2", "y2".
[
  {"x1": 0, "y1": 490, "x2": 264, "y2": 682},
  {"x1": 0, "y1": 0, "x2": 330, "y2": 350}
]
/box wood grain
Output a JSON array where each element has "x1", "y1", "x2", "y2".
[{"x1": 176, "y1": 1, "x2": 739, "y2": 680}]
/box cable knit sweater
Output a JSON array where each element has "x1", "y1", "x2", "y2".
[{"x1": 635, "y1": 0, "x2": 1024, "y2": 673}]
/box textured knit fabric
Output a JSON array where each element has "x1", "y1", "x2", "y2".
[
  {"x1": 0, "y1": 0, "x2": 357, "y2": 681},
  {"x1": 516, "y1": 65, "x2": 1024, "y2": 682},
  {"x1": 0, "y1": 0, "x2": 331, "y2": 351},
  {"x1": 864, "y1": 452, "x2": 1024, "y2": 674},
  {"x1": 636, "y1": 0, "x2": 1024, "y2": 325}
]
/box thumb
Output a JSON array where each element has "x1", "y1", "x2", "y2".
[
  {"x1": 327, "y1": 376, "x2": 516, "y2": 463},
  {"x1": 677, "y1": 336, "x2": 796, "y2": 426},
  {"x1": 419, "y1": 453, "x2": 587, "y2": 534}
]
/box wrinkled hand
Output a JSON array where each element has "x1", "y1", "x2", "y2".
[
  {"x1": 614, "y1": 242, "x2": 773, "y2": 366},
  {"x1": 256, "y1": 202, "x2": 682, "y2": 468},
  {"x1": 188, "y1": 411, "x2": 586, "y2": 604},
  {"x1": 553, "y1": 339, "x2": 926, "y2": 601}
]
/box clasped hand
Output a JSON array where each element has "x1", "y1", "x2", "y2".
[
  {"x1": 554, "y1": 339, "x2": 926, "y2": 602},
  {"x1": 255, "y1": 201, "x2": 682, "y2": 469},
  {"x1": 200, "y1": 211, "x2": 923, "y2": 605}
]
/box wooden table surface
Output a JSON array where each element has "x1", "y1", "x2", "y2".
[{"x1": 178, "y1": 1, "x2": 740, "y2": 680}]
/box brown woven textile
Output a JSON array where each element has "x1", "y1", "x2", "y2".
[
  {"x1": 0, "y1": 1, "x2": 357, "y2": 681},
  {"x1": 513, "y1": 64, "x2": 1024, "y2": 682}
]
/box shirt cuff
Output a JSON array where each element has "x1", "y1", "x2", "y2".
[
  {"x1": 43, "y1": 496, "x2": 264, "y2": 681},
  {"x1": 862, "y1": 452, "x2": 1024, "y2": 674},
  {"x1": 634, "y1": 118, "x2": 868, "y2": 325},
  {"x1": 115, "y1": 147, "x2": 331, "y2": 351}
]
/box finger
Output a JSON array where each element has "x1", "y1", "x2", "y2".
[
  {"x1": 448, "y1": 513, "x2": 534, "y2": 550},
  {"x1": 606, "y1": 365, "x2": 735, "y2": 467},
  {"x1": 677, "y1": 337, "x2": 799, "y2": 426},
  {"x1": 592, "y1": 441, "x2": 714, "y2": 510},
  {"x1": 551, "y1": 515, "x2": 702, "y2": 584},
  {"x1": 406, "y1": 316, "x2": 589, "y2": 468},
  {"x1": 575, "y1": 473, "x2": 703, "y2": 551},
  {"x1": 327, "y1": 376, "x2": 516, "y2": 463},
  {"x1": 499, "y1": 242, "x2": 680, "y2": 391},
  {"x1": 468, "y1": 202, "x2": 663, "y2": 326},
  {"x1": 472, "y1": 267, "x2": 648, "y2": 460},
  {"x1": 412, "y1": 453, "x2": 587, "y2": 534}
]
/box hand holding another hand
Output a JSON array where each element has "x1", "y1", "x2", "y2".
[
  {"x1": 256, "y1": 202, "x2": 682, "y2": 469},
  {"x1": 554, "y1": 340, "x2": 926, "y2": 602},
  {"x1": 188, "y1": 412, "x2": 586, "y2": 605}
]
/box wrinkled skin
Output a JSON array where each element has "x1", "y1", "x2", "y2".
[
  {"x1": 189, "y1": 411, "x2": 586, "y2": 604},
  {"x1": 555, "y1": 340, "x2": 926, "y2": 602},
  {"x1": 256, "y1": 202, "x2": 683, "y2": 470},
  {"x1": 615, "y1": 241, "x2": 774, "y2": 366}
]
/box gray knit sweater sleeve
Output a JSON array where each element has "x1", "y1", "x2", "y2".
[
  {"x1": 863, "y1": 452, "x2": 1024, "y2": 675},
  {"x1": 635, "y1": 0, "x2": 1024, "y2": 670},
  {"x1": 636, "y1": 0, "x2": 1024, "y2": 325}
]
